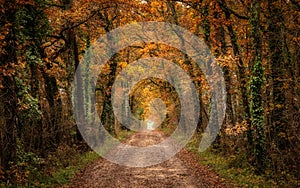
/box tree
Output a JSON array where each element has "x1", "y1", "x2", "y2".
[{"x1": 249, "y1": 0, "x2": 266, "y2": 172}]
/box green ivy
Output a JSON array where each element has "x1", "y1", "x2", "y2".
[
  {"x1": 8, "y1": 141, "x2": 42, "y2": 186},
  {"x1": 16, "y1": 77, "x2": 42, "y2": 121},
  {"x1": 250, "y1": 59, "x2": 266, "y2": 172}
]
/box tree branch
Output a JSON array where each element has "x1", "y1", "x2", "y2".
[
  {"x1": 289, "y1": 0, "x2": 300, "y2": 11},
  {"x1": 217, "y1": 0, "x2": 248, "y2": 20}
]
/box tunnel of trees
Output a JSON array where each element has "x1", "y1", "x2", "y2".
[{"x1": 0, "y1": 0, "x2": 299, "y2": 186}]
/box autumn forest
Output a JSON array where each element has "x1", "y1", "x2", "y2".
[{"x1": 0, "y1": 0, "x2": 299, "y2": 187}]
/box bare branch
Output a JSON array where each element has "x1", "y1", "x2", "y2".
[{"x1": 217, "y1": 0, "x2": 248, "y2": 20}]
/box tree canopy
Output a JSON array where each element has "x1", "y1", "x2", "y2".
[{"x1": 0, "y1": 0, "x2": 299, "y2": 186}]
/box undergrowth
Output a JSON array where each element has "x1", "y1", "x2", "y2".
[
  {"x1": 40, "y1": 130, "x2": 133, "y2": 187},
  {"x1": 0, "y1": 130, "x2": 134, "y2": 187},
  {"x1": 47, "y1": 150, "x2": 99, "y2": 186},
  {"x1": 186, "y1": 135, "x2": 286, "y2": 187}
]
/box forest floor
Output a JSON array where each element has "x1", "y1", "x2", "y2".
[{"x1": 62, "y1": 130, "x2": 227, "y2": 188}]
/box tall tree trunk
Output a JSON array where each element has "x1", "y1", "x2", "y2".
[
  {"x1": 267, "y1": 0, "x2": 290, "y2": 175},
  {"x1": 1, "y1": 76, "x2": 18, "y2": 171},
  {"x1": 70, "y1": 30, "x2": 85, "y2": 142},
  {"x1": 249, "y1": 0, "x2": 266, "y2": 173},
  {"x1": 98, "y1": 11, "x2": 119, "y2": 136},
  {"x1": 219, "y1": 1, "x2": 253, "y2": 150},
  {"x1": 0, "y1": 0, "x2": 19, "y2": 175}
]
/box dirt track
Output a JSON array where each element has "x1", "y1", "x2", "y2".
[{"x1": 65, "y1": 131, "x2": 227, "y2": 187}]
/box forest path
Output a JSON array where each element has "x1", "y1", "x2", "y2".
[{"x1": 64, "y1": 131, "x2": 227, "y2": 188}]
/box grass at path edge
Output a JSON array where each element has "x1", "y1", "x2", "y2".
[
  {"x1": 185, "y1": 136, "x2": 284, "y2": 187},
  {"x1": 45, "y1": 130, "x2": 133, "y2": 187}
]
